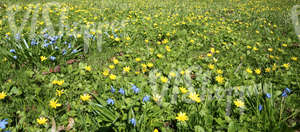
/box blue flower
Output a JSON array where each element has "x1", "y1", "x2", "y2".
[
  {"x1": 13, "y1": 56, "x2": 17, "y2": 60},
  {"x1": 282, "y1": 91, "x2": 287, "y2": 97},
  {"x1": 130, "y1": 118, "x2": 136, "y2": 126},
  {"x1": 71, "y1": 49, "x2": 78, "y2": 54},
  {"x1": 31, "y1": 39, "x2": 38, "y2": 46},
  {"x1": 131, "y1": 84, "x2": 139, "y2": 94},
  {"x1": 142, "y1": 95, "x2": 150, "y2": 102},
  {"x1": 285, "y1": 88, "x2": 291, "y2": 93},
  {"x1": 50, "y1": 56, "x2": 56, "y2": 61},
  {"x1": 119, "y1": 88, "x2": 125, "y2": 95},
  {"x1": 107, "y1": 98, "x2": 114, "y2": 105},
  {"x1": 111, "y1": 86, "x2": 115, "y2": 93},
  {"x1": 55, "y1": 46, "x2": 59, "y2": 50},
  {"x1": 15, "y1": 33, "x2": 20, "y2": 40},
  {"x1": 0, "y1": 119, "x2": 8, "y2": 129},
  {"x1": 43, "y1": 43, "x2": 49, "y2": 48},
  {"x1": 266, "y1": 93, "x2": 271, "y2": 98},
  {"x1": 68, "y1": 43, "x2": 72, "y2": 49},
  {"x1": 62, "y1": 49, "x2": 67, "y2": 55},
  {"x1": 258, "y1": 104, "x2": 263, "y2": 112},
  {"x1": 9, "y1": 49, "x2": 15, "y2": 53}
]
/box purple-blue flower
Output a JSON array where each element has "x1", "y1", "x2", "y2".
[
  {"x1": 111, "y1": 86, "x2": 115, "y2": 93},
  {"x1": 119, "y1": 88, "x2": 125, "y2": 95},
  {"x1": 9, "y1": 49, "x2": 15, "y2": 53},
  {"x1": 142, "y1": 95, "x2": 150, "y2": 102},
  {"x1": 266, "y1": 93, "x2": 271, "y2": 98},
  {"x1": 130, "y1": 118, "x2": 136, "y2": 126},
  {"x1": 107, "y1": 98, "x2": 114, "y2": 105},
  {"x1": 50, "y1": 56, "x2": 56, "y2": 61},
  {"x1": 285, "y1": 88, "x2": 291, "y2": 93},
  {"x1": 258, "y1": 104, "x2": 263, "y2": 112},
  {"x1": 13, "y1": 56, "x2": 17, "y2": 60},
  {"x1": 0, "y1": 119, "x2": 8, "y2": 129},
  {"x1": 131, "y1": 84, "x2": 139, "y2": 94}
]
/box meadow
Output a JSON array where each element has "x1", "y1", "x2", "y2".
[{"x1": 0, "y1": 0, "x2": 300, "y2": 131}]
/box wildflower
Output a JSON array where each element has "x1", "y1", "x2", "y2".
[
  {"x1": 265, "y1": 67, "x2": 271, "y2": 72},
  {"x1": 255, "y1": 69, "x2": 261, "y2": 74},
  {"x1": 291, "y1": 57, "x2": 297, "y2": 61},
  {"x1": 115, "y1": 37, "x2": 120, "y2": 41},
  {"x1": 40, "y1": 56, "x2": 47, "y2": 61},
  {"x1": 282, "y1": 91, "x2": 287, "y2": 97},
  {"x1": 109, "y1": 65, "x2": 115, "y2": 69},
  {"x1": 119, "y1": 88, "x2": 125, "y2": 95},
  {"x1": 112, "y1": 58, "x2": 119, "y2": 64},
  {"x1": 147, "y1": 63, "x2": 154, "y2": 68},
  {"x1": 208, "y1": 64, "x2": 214, "y2": 70},
  {"x1": 154, "y1": 129, "x2": 159, "y2": 132},
  {"x1": 169, "y1": 72, "x2": 176, "y2": 77},
  {"x1": 131, "y1": 84, "x2": 139, "y2": 94},
  {"x1": 85, "y1": 66, "x2": 92, "y2": 71},
  {"x1": 215, "y1": 75, "x2": 224, "y2": 84},
  {"x1": 49, "y1": 99, "x2": 62, "y2": 109},
  {"x1": 179, "y1": 87, "x2": 188, "y2": 94},
  {"x1": 189, "y1": 92, "x2": 201, "y2": 103},
  {"x1": 157, "y1": 54, "x2": 163, "y2": 58},
  {"x1": 107, "y1": 98, "x2": 114, "y2": 105},
  {"x1": 180, "y1": 70, "x2": 185, "y2": 75},
  {"x1": 282, "y1": 63, "x2": 289, "y2": 69},
  {"x1": 268, "y1": 48, "x2": 273, "y2": 52},
  {"x1": 175, "y1": 112, "x2": 188, "y2": 122},
  {"x1": 0, "y1": 92, "x2": 7, "y2": 100},
  {"x1": 282, "y1": 44, "x2": 287, "y2": 47},
  {"x1": 258, "y1": 104, "x2": 263, "y2": 112},
  {"x1": 37, "y1": 117, "x2": 47, "y2": 125},
  {"x1": 160, "y1": 76, "x2": 168, "y2": 83},
  {"x1": 50, "y1": 56, "x2": 56, "y2": 61},
  {"x1": 145, "y1": 39, "x2": 149, "y2": 43},
  {"x1": 153, "y1": 94, "x2": 161, "y2": 102},
  {"x1": 123, "y1": 66, "x2": 130, "y2": 72},
  {"x1": 210, "y1": 48, "x2": 215, "y2": 53},
  {"x1": 165, "y1": 46, "x2": 171, "y2": 52},
  {"x1": 56, "y1": 89, "x2": 64, "y2": 97},
  {"x1": 130, "y1": 118, "x2": 136, "y2": 126},
  {"x1": 135, "y1": 58, "x2": 141, "y2": 62},
  {"x1": 13, "y1": 56, "x2": 17, "y2": 59},
  {"x1": 285, "y1": 88, "x2": 291, "y2": 93},
  {"x1": 207, "y1": 53, "x2": 212, "y2": 57},
  {"x1": 111, "y1": 86, "x2": 115, "y2": 93},
  {"x1": 266, "y1": 93, "x2": 271, "y2": 98},
  {"x1": 80, "y1": 94, "x2": 91, "y2": 101},
  {"x1": 216, "y1": 69, "x2": 223, "y2": 74},
  {"x1": 234, "y1": 99, "x2": 245, "y2": 108},
  {"x1": 103, "y1": 69, "x2": 109, "y2": 76},
  {"x1": 109, "y1": 74, "x2": 117, "y2": 80},
  {"x1": 0, "y1": 119, "x2": 8, "y2": 129},
  {"x1": 72, "y1": 49, "x2": 78, "y2": 54},
  {"x1": 246, "y1": 68, "x2": 252, "y2": 74},
  {"x1": 9, "y1": 49, "x2": 15, "y2": 53},
  {"x1": 143, "y1": 95, "x2": 150, "y2": 102}
]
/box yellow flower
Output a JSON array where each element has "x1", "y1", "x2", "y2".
[
  {"x1": 153, "y1": 129, "x2": 159, "y2": 132},
  {"x1": 268, "y1": 48, "x2": 273, "y2": 52},
  {"x1": 56, "y1": 89, "x2": 64, "y2": 97},
  {"x1": 216, "y1": 69, "x2": 223, "y2": 74},
  {"x1": 109, "y1": 74, "x2": 117, "y2": 80},
  {"x1": 180, "y1": 70, "x2": 185, "y2": 75},
  {"x1": 145, "y1": 39, "x2": 149, "y2": 43},
  {"x1": 123, "y1": 66, "x2": 130, "y2": 72},
  {"x1": 207, "y1": 53, "x2": 212, "y2": 57},
  {"x1": 37, "y1": 117, "x2": 48, "y2": 125},
  {"x1": 210, "y1": 48, "x2": 215, "y2": 53},
  {"x1": 234, "y1": 99, "x2": 245, "y2": 108},
  {"x1": 255, "y1": 69, "x2": 261, "y2": 74},
  {"x1": 291, "y1": 57, "x2": 297, "y2": 61},
  {"x1": 282, "y1": 63, "x2": 289, "y2": 69},
  {"x1": 84, "y1": 66, "x2": 92, "y2": 71},
  {"x1": 247, "y1": 45, "x2": 252, "y2": 49},
  {"x1": 253, "y1": 47, "x2": 258, "y2": 51},
  {"x1": 112, "y1": 58, "x2": 119, "y2": 64},
  {"x1": 135, "y1": 58, "x2": 141, "y2": 62},
  {"x1": 282, "y1": 44, "x2": 287, "y2": 47},
  {"x1": 265, "y1": 67, "x2": 271, "y2": 73},
  {"x1": 80, "y1": 94, "x2": 91, "y2": 101},
  {"x1": 157, "y1": 54, "x2": 163, "y2": 58},
  {"x1": 215, "y1": 75, "x2": 224, "y2": 84},
  {"x1": 162, "y1": 39, "x2": 169, "y2": 44},
  {"x1": 175, "y1": 112, "x2": 188, "y2": 122},
  {"x1": 208, "y1": 64, "x2": 214, "y2": 70},
  {"x1": 153, "y1": 94, "x2": 161, "y2": 102},
  {"x1": 189, "y1": 92, "x2": 201, "y2": 103},
  {"x1": 169, "y1": 72, "x2": 176, "y2": 77},
  {"x1": 0, "y1": 92, "x2": 7, "y2": 100},
  {"x1": 57, "y1": 80, "x2": 64, "y2": 86},
  {"x1": 40, "y1": 56, "x2": 47, "y2": 61},
  {"x1": 160, "y1": 76, "x2": 168, "y2": 83},
  {"x1": 190, "y1": 39, "x2": 195, "y2": 44},
  {"x1": 126, "y1": 37, "x2": 131, "y2": 40},
  {"x1": 179, "y1": 87, "x2": 188, "y2": 94},
  {"x1": 115, "y1": 37, "x2": 120, "y2": 41},
  {"x1": 165, "y1": 46, "x2": 171, "y2": 52},
  {"x1": 109, "y1": 65, "x2": 115, "y2": 69},
  {"x1": 103, "y1": 69, "x2": 109, "y2": 76},
  {"x1": 141, "y1": 64, "x2": 147, "y2": 68},
  {"x1": 246, "y1": 68, "x2": 253, "y2": 74},
  {"x1": 147, "y1": 63, "x2": 154, "y2": 68},
  {"x1": 49, "y1": 99, "x2": 62, "y2": 109}
]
